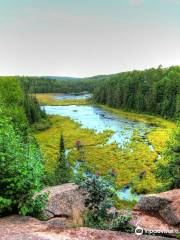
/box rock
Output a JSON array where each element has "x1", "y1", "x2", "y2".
[
  {"x1": 39, "y1": 183, "x2": 86, "y2": 226},
  {"x1": 134, "y1": 189, "x2": 180, "y2": 212},
  {"x1": 0, "y1": 215, "x2": 174, "y2": 240},
  {"x1": 132, "y1": 189, "x2": 180, "y2": 237},
  {"x1": 159, "y1": 199, "x2": 180, "y2": 225},
  {"x1": 157, "y1": 189, "x2": 180, "y2": 201},
  {"x1": 134, "y1": 189, "x2": 180, "y2": 226},
  {"x1": 131, "y1": 211, "x2": 179, "y2": 233},
  {"x1": 134, "y1": 196, "x2": 170, "y2": 212}
]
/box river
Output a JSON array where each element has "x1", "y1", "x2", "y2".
[
  {"x1": 43, "y1": 105, "x2": 149, "y2": 148},
  {"x1": 43, "y1": 93, "x2": 150, "y2": 201}
]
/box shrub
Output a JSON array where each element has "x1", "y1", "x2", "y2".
[
  {"x1": 110, "y1": 215, "x2": 135, "y2": 233},
  {"x1": 0, "y1": 116, "x2": 45, "y2": 216},
  {"x1": 157, "y1": 123, "x2": 180, "y2": 190},
  {"x1": 80, "y1": 174, "x2": 116, "y2": 228}
]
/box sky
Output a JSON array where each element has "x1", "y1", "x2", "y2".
[{"x1": 0, "y1": 0, "x2": 180, "y2": 77}]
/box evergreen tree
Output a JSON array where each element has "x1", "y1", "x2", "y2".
[{"x1": 55, "y1": 134, "x2": 71, "y2": 184}]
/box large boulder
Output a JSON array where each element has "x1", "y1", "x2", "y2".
[
  {"x1": 0, "y1": 215, "x2": 174, "y2": 240},
  {"x1": 39, "y1": 183, "x2": 86, "y2": 226},
  {"x1": 134, "y1": 189, "x2": 180, "y2": 226},
  {"x1": 131, "y1": 189, "x2": 180, "y2": 237}
]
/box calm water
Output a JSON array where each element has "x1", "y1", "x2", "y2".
[{"x1": 43, "y1": 105, "x2": 148, "y2": 147}]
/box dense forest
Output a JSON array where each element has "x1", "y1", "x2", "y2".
[
  {"x1": 94, "y1": 66, "x2": 180, "y2": 119},
  {"x1": 20, "y1": 76, "x2": 101, "y2": 93}
]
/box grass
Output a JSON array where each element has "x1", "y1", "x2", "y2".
[
  {"x1": 35, "y1": 93, "x2": 90, "y2": 106},
  {"x1": 68, "y1": 137, "x2": 160, "y2": 193}
]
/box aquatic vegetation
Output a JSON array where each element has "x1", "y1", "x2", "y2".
[
  {"x1": 98, "y1": 105, "x2": 176, "y2": 153},
  {"x1": 98, "y1": 105, "x2": 175, "y2": 127},
  {"x1": 36, "y1": 115, "x2": 162, "y2": 193},
  {"x1": 35, "y1": 115, "x2": 113, "y2": 172},
  {"x1": 35, "y1": 100, "x2": 177, "y2": 194},
  {"x1": 35, "y1": 93, "x2": 90, "y2": 106},
  {"x1": 147, "y1": 126, "x2": 175, "y2": 153}
]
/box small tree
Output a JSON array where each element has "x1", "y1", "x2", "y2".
[
  {"x1": 80, "y1": 174, "x2": 115, "y2": 228},
  {"x1": 55, "y1": 134, "x2": 71, "y2": 184}
]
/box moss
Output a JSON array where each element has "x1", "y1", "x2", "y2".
[{"x1": 35, "y1": 93, "x2": 90, "y2": 106}]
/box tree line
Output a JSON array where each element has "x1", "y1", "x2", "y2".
[
  {"x1": 20, "y1": 76, "x2": 101, "y2": 93},
  {"x1": 93, "y1": 66, "x2": 180, "y2": 119},
  {"x1": 19, "y1": 66, "x2": 180, "y2": 119}
]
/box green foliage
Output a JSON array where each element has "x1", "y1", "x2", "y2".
[
  {"x1": 18, "y1": 66, "x2": 180, "y2": 120},
  {"x1": 0, "y1": 116, "x2": 45, "y2": 216},
  {"x1": 110, "y1": 215, "x2": 134, "y2": 233},
  {"x1": 32, "y1": 118, "x2": 51, "y2": 132},
  {"x1": 55, "y1": 134, "x2": 71, "y2": 184},
  {"x1": 80, "y1": 174, "x2": 116, "y2": 228},
  {"x1": 19, "y1": 193, "x2": 48, "y2": 218},
  {"x1": 0, "y1": 77, "x2": 28, "y2": 135},
  {"x1": 0, "y1": 197, "x2": 12, "y2": 214},
  {"x1": 0, "y1": 77, "x2": 46, "y2": 217},
  {"x1": 23, "y1": 94, "x2": 47, "y2": 124},
  {"x1": 60, "y1": 134, "x2": 65, "y2": 152},
  {"x1": 20, "y1": 76, "x2": 98, "y2": 94},
  {"x1": 157, "y1": 123, "x2": 180, "y2": 189},
  {"x1": 94, "y1": 66, "x2": 180, "y2": 119},
  {"x1": 80, "y1": 174, "x2": 133, "y2": 231},
  {"x1": 113, "y1": 197, "x2": 137, "y2": 210}
]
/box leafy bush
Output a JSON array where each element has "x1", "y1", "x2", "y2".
[
  {"x1": 110, "y1": 215, "x2": 135, "y2": 233},
  {"x1": 80, "y1": 173, "x2": 133, "y2": 231},
  {"x1": 157, "y1": 123, "x2": 180, "y2": 190},
  {"x1": 32, "y1": 118, "x2": 51, "y2": 131},
  {"x1": 0, "y1": 115, "x2": 45, "y2": 216},
  {"x1": 0, "y1": 197, "x2": 12, "y2": 214}
]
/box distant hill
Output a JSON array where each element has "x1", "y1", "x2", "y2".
[{"x1": 42, "y1": 76, "x2": 82, "y2": 81}]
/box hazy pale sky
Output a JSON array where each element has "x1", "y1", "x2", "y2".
[{"x1": 0, "y1": 0, "x2": 180, "y2": 77}]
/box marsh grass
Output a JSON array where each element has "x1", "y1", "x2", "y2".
[
  {"x1": 98, "y1": 105, "x2": 176, "y2": 153},
  {"x1": 35, "y1": 93, "x2": 90, "y2": 106},
  {"x1": 34, "y1": 99, "x2": 176, "y2": 194},
  {"x1": 35, "y1": 115, "x2": 113, "y2": 173}
]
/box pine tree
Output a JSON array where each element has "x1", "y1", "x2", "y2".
[{"x1": 55, "y1": 133, "x2": 71, "y2": 184}]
